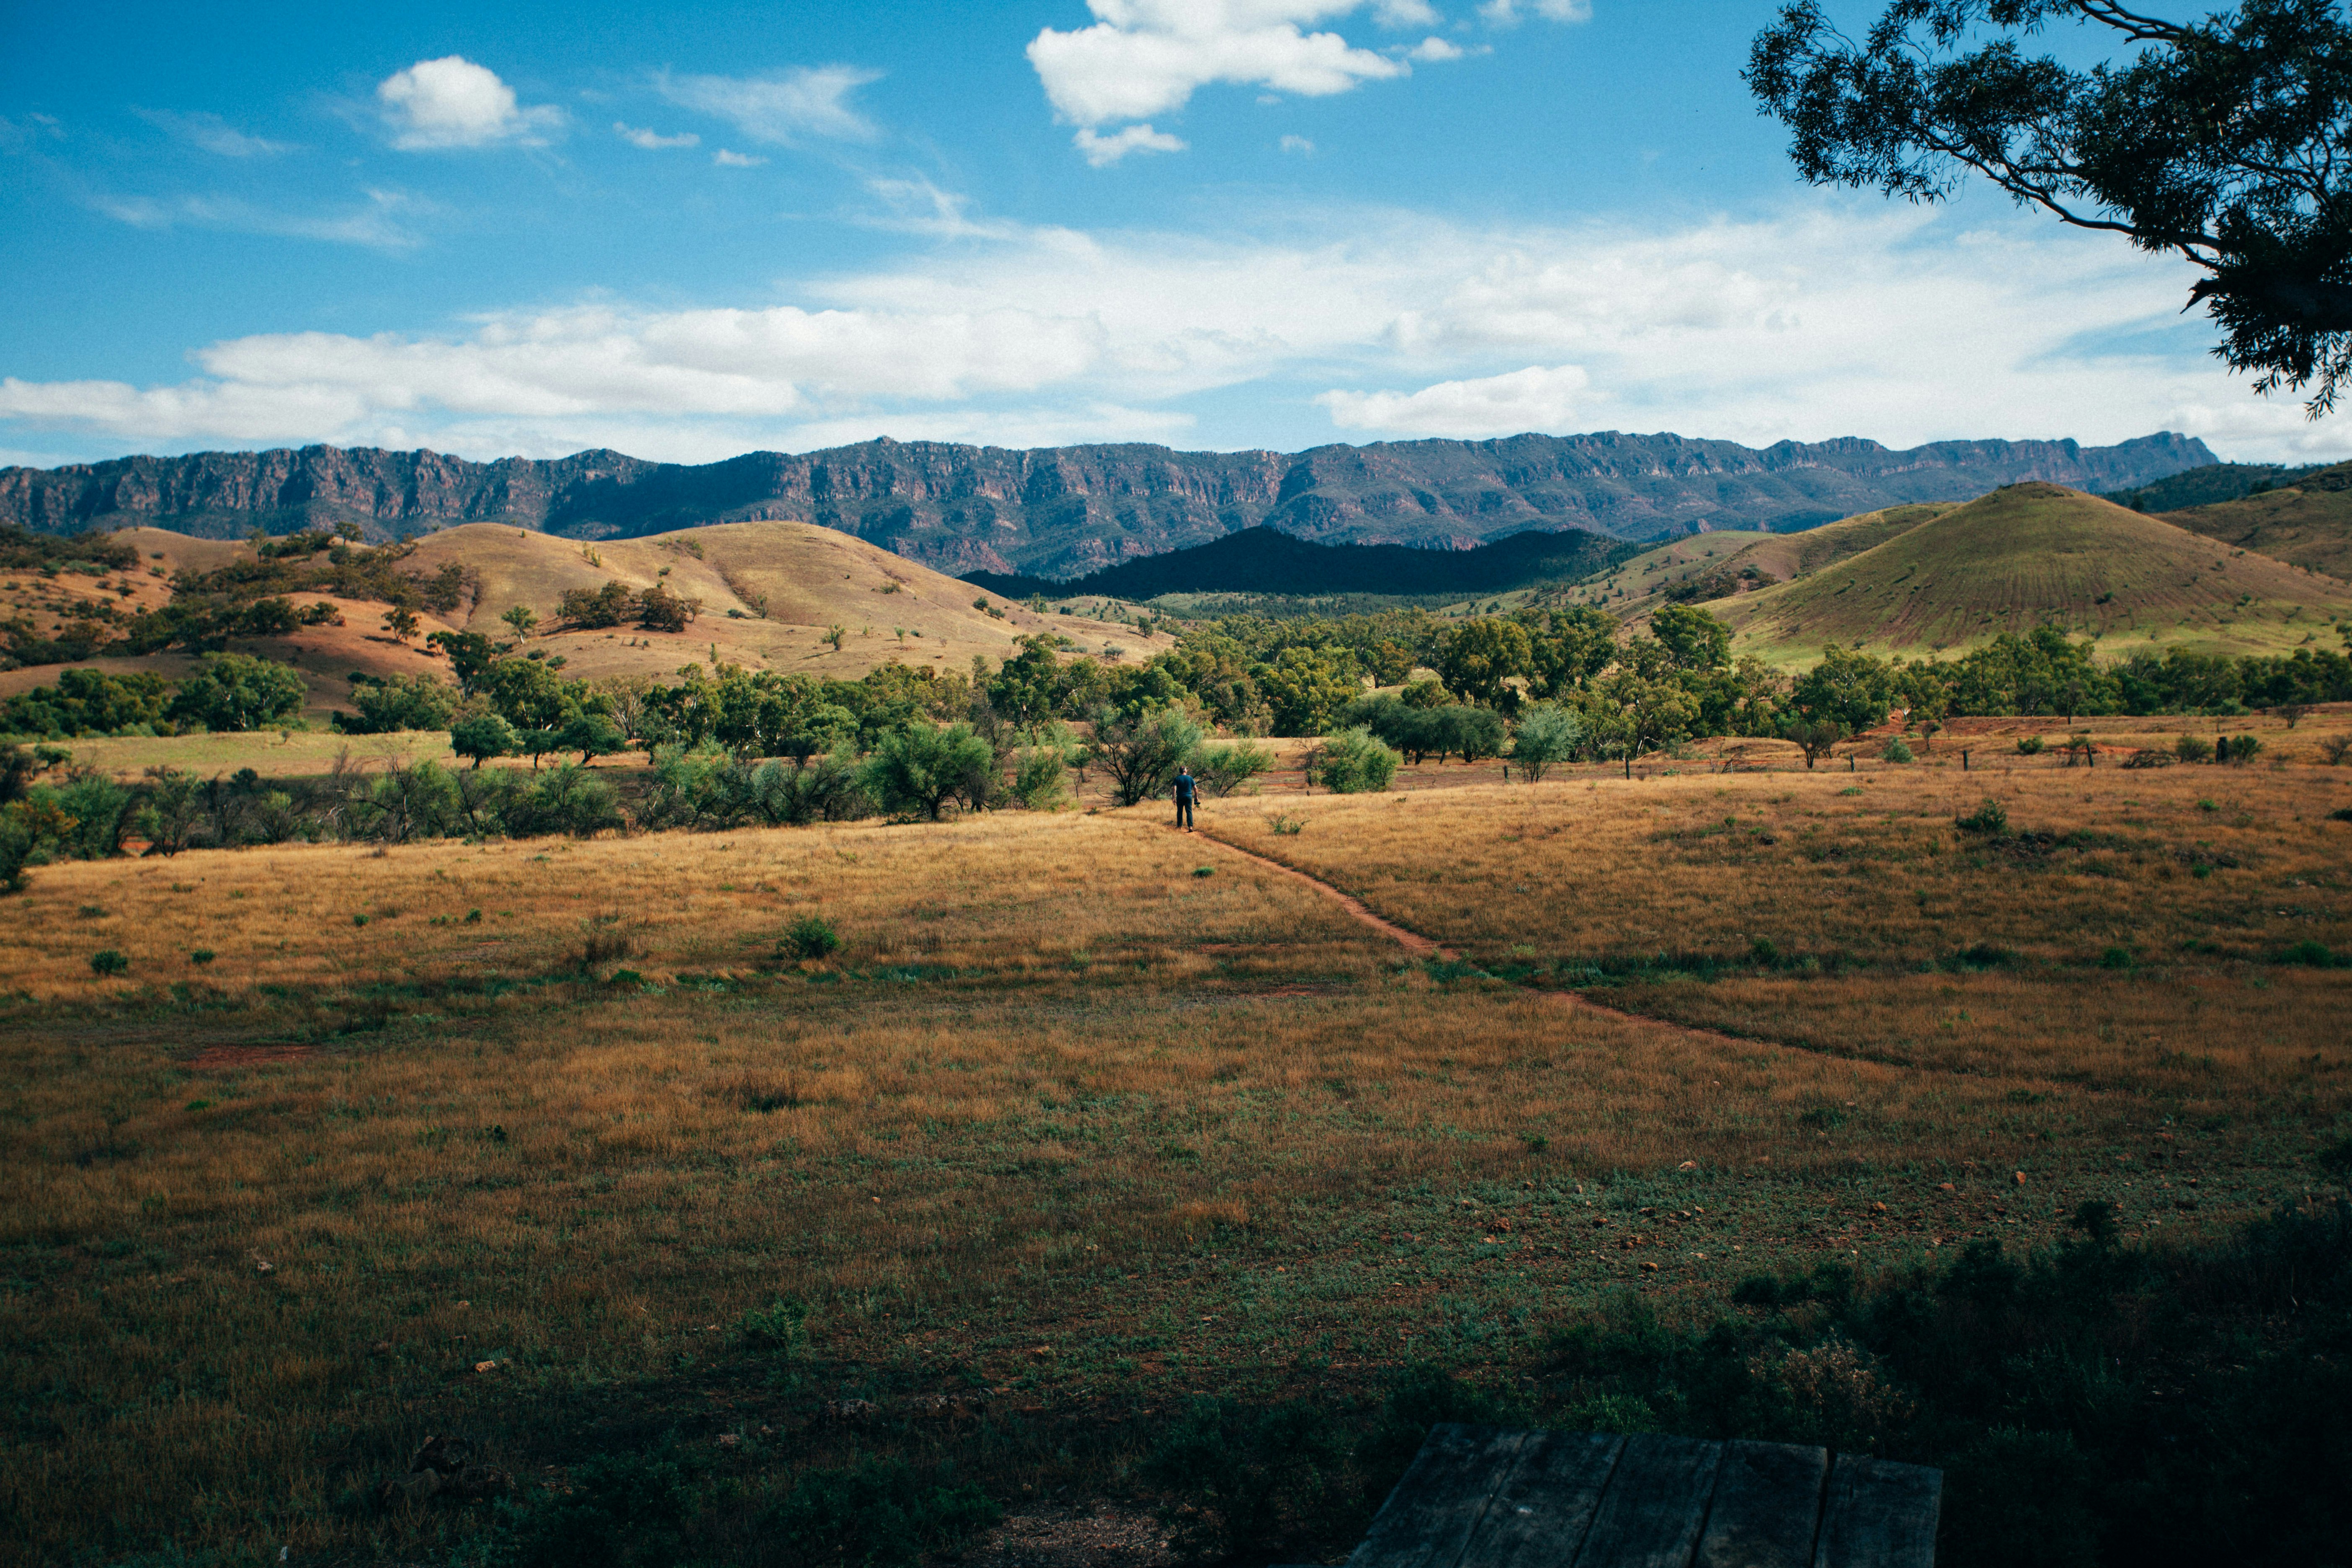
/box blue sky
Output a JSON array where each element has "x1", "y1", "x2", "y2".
[{"x1": 2, "y1": 0, "x2": 2342, "y2": 469}]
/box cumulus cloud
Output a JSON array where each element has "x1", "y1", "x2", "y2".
[
  {"x1": 5, "y1": 201, "x2": 2346, "y2": 464},
  {"x1": 1028, "y1": 1, "x2": 1410, "y2": 127},
  {"x1": 377, "y1": 57, "x2": 562, "y2": 150},
  {"x1": 1319, "y1": 363, "x2": 1597, "y2": 435},
  {"x1": 660, "y1": 66, "x2": 882, "y2": 144},
  {"x1": 137, "y1": 109, "x2": 295, "y2": 157},
  {"x1": 615, "y1": 121, "x2": 699, "y2": 150},
  {"x1": 712, "y1": 149, "x2": 765, "y2": 167},
  {"x1": 1408, "y1": 36, "x2": 1473, "y2": 60},
  {"x1": 1279, "y1": 134, "x2": 1315, "y2": 154},
  {"x1": 1074, "y1": 123, "x2": 1188, "y2": 166},
  {"x1": 1371, "y1": 0, "x2": 1444, "y2": 23}
]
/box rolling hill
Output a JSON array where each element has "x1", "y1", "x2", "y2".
[
  {"x1": 0, "y1": 520, "x2": 1171, "y2": 725},
  {"x1": 1554, "y1": 504, "x2": 1957, "y2": 618},
  {"x1": 0, "y1": 430, "x2": 2215, "y2": 577},
  {"x1": 2159, "y1": 460, "x2": 2352, "y2": 580},
  {"x1": 1703, "y1": 483, "x2": 2352, "y2": 663}
]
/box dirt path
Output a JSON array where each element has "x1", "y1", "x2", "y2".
[
  {"x1": 1186, "y1": 828, "x2": 1459, "y2": 960},
  {"x1": 1182, "y1": 825, "x2": 1955, "y2": 1072}
]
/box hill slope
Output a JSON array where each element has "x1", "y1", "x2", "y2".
[
  {"x1": 0, "y1": 521, "x2": 1171, "y2": 724},
  {"x1": 0, "y1": 431, "x2": 2215, "y2": 577},
  {"x1": 2159, "y1": 461, "x2": 2352, "y2": 580},
  {"x1": 1706, "y1": 483, "x2": 2352, "y2": 663},
  {"x1": 960, "y1": 523, "x2": 1638, "y2": 602}
]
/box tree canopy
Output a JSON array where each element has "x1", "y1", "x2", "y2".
[{"x1": 1748, "y1": 0, "x2": 2352, "y2": 412}]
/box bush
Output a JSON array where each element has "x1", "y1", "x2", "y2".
[
  {"x1": 2277, "y1": 939, "x2": 2340, "y2": 968},
  {"x1": 1313, "y1": 727, "x2": 1400, "y2": 794},
  {"x1": 504, "y1": 765, "x2": 623, "y2": 838},
  {"x1": 1510, "y1": 703, "x2": 1584, "y2": 782},
  {"x1": 861, "y1": 722, "x2": 996, "y2": 820},
  {"x1": 1881, "y1": 737, "x2": 1914, "y2": 763},
  {"x1": 1191, "y1": 738, "x2": 1275, "y2": 797},
  {"x1": 1007, "y1": 739, "x2": 1073, "y2": 811},
  {"x1": 2322, "y1": 734, "x2": 2352, "y2": 766},
  {"x1": 2220, "y1": 733, "x2": 2264, "y2": 764},
  {"x1": 2175, "y1": 733, "x2": 2215, "y2": 763},
  {"x1": 332, "y1": 672, "x2": 458, "y2": 735},
  {"x1": 782, "y1": 915, "x2": 841, "y2": 960},
  {"x1": 1955, "y1": 798, "x2": 2009, "y2": 835},
  {"x1": 450, "y1": 711, "x2": 518, "y2": 769},
  {"x1": 89, "y1": 949, "x2": 127, "y2": 975},
  {"x1": 2014, "y1": 735, "x2": 2045, "y2": 756},
  {"x1": 0, "y1": 668, "x2": 170, "y2": 738},
  {"x1": 738, "y1": 1297, "x2": 809, "y2": 1353}
]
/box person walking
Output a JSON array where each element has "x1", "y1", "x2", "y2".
[{"x1": 1173, "y1": 765, "x2": 1198, "y2": 831}]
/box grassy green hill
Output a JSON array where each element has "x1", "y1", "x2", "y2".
[
  {"x1": 1706, "y1": 482, "x2": 2352, "y2": 665},
  {"x1": 2159, "y1": 460, "x2": 2352, "y2": 580}
]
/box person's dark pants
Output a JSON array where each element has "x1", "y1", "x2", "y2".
[{"x1": 1175, "y1": 798, "x2": 1194, "y2": 828}]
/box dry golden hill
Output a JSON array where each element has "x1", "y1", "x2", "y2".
[
  {"x1": 0, "y1": 521, "x2": 1172, "y2": 725},
  {"x1": 1705, "y1": 482, "x2": 2352, "y2": 665},
  {"x1": 2161, "y1": 461, "x2": 2352, "y2": 581}
]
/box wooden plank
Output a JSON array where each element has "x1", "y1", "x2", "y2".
[
  {"x1": 1810, "y1": 1454, "x2": 1942, "y2": 1568},
  {"x1": 1457, "y1": 1430, "x2": 1625, "y2": 1568},
  {"x1": 1349, "y1": 1424, "x2": 1529, "y2": 1568},
  {"x1": 1694, "y1": 1441, "x2": 1831, "y2": 1568},
  {"x1": 1568, "y1": 1433, "x2": 1725, "y2": 1568}
]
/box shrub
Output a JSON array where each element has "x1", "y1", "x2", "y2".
[
  {"x1": 505, "y1": 765, "x2": 623, "y2": 838},
  {"x1": 2221, "y1": 733, "x2": 2264, "y2": 764},
  {"x1": 2098, "y1": 946, "x2": 2134, "y2": 970},
  {"x1": 2321, "y1": 734, "x2": 2352, "y2": 766},
  {"x1": 1265, "y1": 812, "x2": 1305, "y2": 836},
  {"x1": 1008, "y1": 741, "x2": 1073, "y2": 811},
  {"x1": 2014, "y1": 735, "x2": 2045, "y2": 756},
  {"x1": 1191, "y1": 739, "x2": 1275, "y2": 797},
  {"x1": 2174, "y1": 733, "x2": 2215, "y2": 763},
  {"x1": 1510, "y1": 703, "x2": 1584, "y2": 782},
  {"x1": 861, "y1": 722, "x2": 997, "y2": 820},
  {"x1": 0, "y1": 668, "x2": 170, "y2": 738},
  {"x1": 738, "y1": 1297, "x2": 809, "y2": 1353},
  {"x1": 782, "y1": 915, "x2": 841, "y2": 960},
  {"x1": 2120, "y1": 748, "x2": 2172, "y2": 769},
  {"x1": 1313, "y1": 726, "x2": 1400, "y2": 794},
  {"x1": 89, "y1": 949, "x2": 127, "y2": 975},
  {"x1": 1881, "y1": 737, "x2": 1914, "y2": 763},
  {"x1": 332, "y1": 672, "x2": 458, "y2": 735},
  {"x1": 2277, "y1": 939, "x2": 2340, "y2": 968},
  {"x1": 1955, "y1": 798, "x2": 2009, "y2": 835}
]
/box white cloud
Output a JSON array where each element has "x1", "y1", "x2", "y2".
[
  {"x1": 1478, "y1": 0, "x2": 1590, "y2": 23},
  {"x1": 1279, "y1": 134, "x2": 1315, "y2": 154},
  {"x1": 1319, "y1": 363, "x2": 1598, "y2": 435},
  {"x1": 1074, "y1": 123, "x2": 1188, "y2": 166},
  {"x1": 660, "y1": 66, "x2": 882, "y2": 144},
  {"x1": 1408, "y1": 36, "x2": 1470, "y2": 60},
  {"x1": 87, "y1": 189, "x2": 421, "y2": 250},
  {"x1": 7, "y1": 200, "x2": 2349, "y2": 465},
  {"x1": 377, "y1": 57, "x2": 562, "y2": 150},
  {"x1": 1371, "y1": 0, "x2": 1444, "y2": 23},
  {"x1": 1028, "y1": 1, "x2": 1410, "y2": 127},
  {"x1": 712, "y1": 149, "x2": 765, "y2": 167},
  {"x1": 615, "y1": 121, "x2": 699, "y2": 150},
  {"x1": 137, "y1": 109, "x2": 295, "y2": 157}
]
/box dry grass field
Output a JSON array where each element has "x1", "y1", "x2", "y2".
[{"x1": 3, "y1": 739, "x2": 2350, "y2": 1563}]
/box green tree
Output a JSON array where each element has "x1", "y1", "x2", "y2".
[
  {"x1": 426, "y1": 630, "x2": 501, "y2": 695},
  {"x1": 333, "y1": 673, "x2": 459, "y2": 735},
  {"x1": 557, "y1": 711, "x2": 627, "y2": 766},
  {"x1": 860, "y1": 722, "x2": 996, "y2": 820},
  {"x1": 1749, "y1": 0, "x2": 2352, "y2": 413},
  {"x1": 449, "y1": 712, "x2": 518, "y2": 770},
  {"x1": 1255, "y1": 646, "x2": 1363, "y2": 735},
  {"x1": 1790, "y1": 645, "x2": 1893, "y2": 733},
  {"x1": 501, "y1": 604, "x2": 539, "y2": 640},
  {"x1": 0, "y1": 669, "x2": 170, "y2": 738},
  {"x1": 1510, "y1": 703, "x2": 1584, "y2": 783},
  {"x1": 381, "y1": 605, "x2": 421, "y2": 643},
  {"x1": 165, "y1": 654, "x2": 306, "y2": 732},
  {"x1": 1088, "y1": 707, "x2": 1205, "y2": 807},
  {"x1": 1648, "y1": 604, "x2": 1734, "y2": 673},
  {"x1": 1313, "y1": 727, "x2": 1401, "y2": 794},
  {"x1": 1435, "y1": 618, "x2": 1533, "y2": 708}
]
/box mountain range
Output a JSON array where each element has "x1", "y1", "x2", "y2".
[{"x1": 0, "y1": 431, "x2": 2215, "y2": 578}]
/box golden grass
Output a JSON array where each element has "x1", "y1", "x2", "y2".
[{"x1": 3, "y1": 778, "x2": 2347, "y2": 1560}]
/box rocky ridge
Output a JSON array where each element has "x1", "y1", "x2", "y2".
[{"x1": 0, "y1": 431, "x2": 2215, "y2": 578}]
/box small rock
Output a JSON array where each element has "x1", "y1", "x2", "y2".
[
  {"x1": 1677, "y1": 1160, "x2": 1697, "y2": 1171},
  {"x1": 1872, "y1": 1202, "x2": 1887, "y2": 1214},
  {"x1": 1639, "y1": 1260, "x2": 1660, "y2": 1273},
  {"x1": 2012, "y1": 1171, "x2": 2027, "y2": 1186},
  {"x1": 716, "y1": 1433, "x2": 740, "y2": 1447},
  {"x1": 473, "y1": 1360, "x2": 498, "y2": 1374},
  {"x1": 1938, "y1": 1183, "x2": 1955, "y2": 1192}
]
